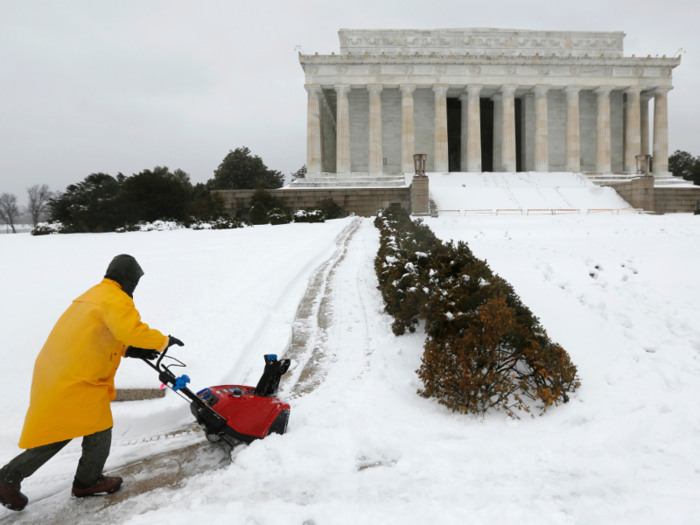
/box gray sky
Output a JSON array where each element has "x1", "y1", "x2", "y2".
[{"x1": 1, "y1": 0, "x2": 697, "y2": 200}]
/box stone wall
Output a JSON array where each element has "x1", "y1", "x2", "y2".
[
  {"x1": 653, "y1": 187, "x2": 700, "y2": 214},
  {"x1": 601, "y1": 177, "x2": 700, "y2": 214},
  {"x1": 600, "y1": 176, "x2": 654, "y2": 211},
  {"x1": 214, "y1": 187, "x2": 413, "y2": 218}
]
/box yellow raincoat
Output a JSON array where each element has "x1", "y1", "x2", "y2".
[{"x1": 19, "y1": 279, "x2": 168, "y2": 449}]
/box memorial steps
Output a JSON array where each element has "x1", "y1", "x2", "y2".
[
  {"x1": 584, "y1": 172, "x2": 693, "y2": 187},
  {"x1": 427, "y1": 172, "x2": 635, "y2": 214}
]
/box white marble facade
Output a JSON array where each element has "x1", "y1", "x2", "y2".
[{"x1": 300, "y1": 29, "x2": 680, "y2": 176}]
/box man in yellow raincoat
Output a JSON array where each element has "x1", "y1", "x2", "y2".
[{"x1": 0, "y1": 254, "x2": 183, "y2": 511}]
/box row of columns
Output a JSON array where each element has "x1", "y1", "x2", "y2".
[{"x1": 305, "y1": 83, "x2": 672, "y2": 175}]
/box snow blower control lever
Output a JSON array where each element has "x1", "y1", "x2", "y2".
[{"x1": 140, "y1": 347, "x2": 292, "y2": 460}]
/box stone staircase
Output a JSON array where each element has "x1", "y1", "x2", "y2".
[
  {"x1": 289, "y1": 172, "x2": 408, "y2": 188},
  {"x1": 584, "y1": 172, "x2": 692, "y2": 187}
]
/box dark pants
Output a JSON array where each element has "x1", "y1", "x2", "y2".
[{"x1": 0, "y1": 427, "x2": 112, "y2": 489}]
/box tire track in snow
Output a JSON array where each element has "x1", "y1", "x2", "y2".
[
  {"x1": 280, "y1": 217, "x2": 361, "y2": 398},
  {"x1": 282, "y1": 218, "x2": 378, "y2": 400}
]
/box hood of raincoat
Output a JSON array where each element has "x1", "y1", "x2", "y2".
[{"x1": 104, "y1": 254, "x2": 144, "y2": 298}]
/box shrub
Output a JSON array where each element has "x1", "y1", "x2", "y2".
[
  {"x1": 268, "y1": 207, "x2": 291, "y2": 225},
  {"x1": 317, "y1": 198, "x2": 345, "y2": 219},
  {"x1": 116, "y1": 220, "x2": 185, "y2": 232},
  {"x1": 249, "y1": 189, "x2": 285, "y2": 225},
  {"x1": 373, "y1": 207, "x2": 580, "y2": 417},
  {"x1": 294, "y1": 209, "x2": 326, "y2": 223},
  {"x1": 250, "y1": 188, "x2": 283, "y2": 211},
  {"x1": 188, "y1": 183, "x2": 229, "y2": 221},
  {"x1": 250, "y1": 202, "x2": 269, "y2": 225},
  {"x1": 374, "y1": 207, "x2": 439, "y2": 335},
  {"x1": 31, "y1": 221, "x2": 65, "y2": 235},
  {"x1": 191, "y1": 217, "x2": 244, "y2": 230}
]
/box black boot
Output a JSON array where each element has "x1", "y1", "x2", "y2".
[{"x1": 0, "y1": 480, "x2": 28, "y2": 511}]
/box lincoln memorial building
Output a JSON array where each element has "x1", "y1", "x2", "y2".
[{"x1": 299, "y1": 29, "x2": 680, "y2": 179}]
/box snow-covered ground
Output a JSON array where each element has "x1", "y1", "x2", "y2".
[
  {"x1": 429, "y1": 172, "x2": 631, "y2": 212},
  {"x1": 1, "y1": 213, "x2": 700, "y2": 524}
]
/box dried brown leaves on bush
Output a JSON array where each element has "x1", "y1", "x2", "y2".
[{"x1": 374, "y1": 207, "x2": 580, "y2": 417}]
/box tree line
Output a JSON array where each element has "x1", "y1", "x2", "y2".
[
  {"x1": 0, "y1": 184, "x2": 53, "y2": 233},
  {"x1": 1, "y1": 147, "x2": 306, "y2": 233}
]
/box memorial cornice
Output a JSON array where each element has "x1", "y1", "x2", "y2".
[{"x1": 299, "y1": 53, "x2": 681, "y2": 68}]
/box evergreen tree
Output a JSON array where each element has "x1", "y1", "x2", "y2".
[
  {"x1": 291, "y1": 164, "x2": 307, "y2": 181},
  {"x1": 207, "y1": 147, "x2": 284, "y2": 190},
  {"x1": 188, "y1": 183, "x2": 229, "y2": 220},
  {"x1": 48, "y1": 173, "x2": 123, "y2": 232},
  {"x1": 669, "y1": 150, "x2": 700, "y2": 186},
  {"x1": 119, "y1": 166, "x2": 191, "y2": 223}
]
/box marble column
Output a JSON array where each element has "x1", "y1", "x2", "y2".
[
  {"x1": 624, "y1": 87, "x2": 643, "y2": 173},
  {"x1": 564, "y1": 86, "x2": 581, "y2": 172},
  {"x1": 594, "y1": 86, "x2": 614, "y2": 174},
  {"x1": 492, "y1": 93, "x2": 503, "y2": 172},
  {"x1": 461, "y1": 85, "x2": 482, "y2": 172},
  {"x1": 533, "y1": 85, "x2": 549, "y2": 172},
  {"x1": 335, "y1": 85, "x2": 351, "y2": 173},
  {"x1": 367, "y1": 84, "x2": 383, "y2": 174},
  {"x1": 653, "y1": 87, "x2": 672, "y2": 176},
  {"x1": 305, "y1": 84, "x2": 323, "y2": 174},
  {"x1": 640, "y1": 92, "x2": 652, "y2": 156},
  {"x1": 501, "y1": 85, "x2": 517, "y2": 173},
  {"x1": 400, "y1": 84, "x2": 416, "y2": 173},
  {"x1": 433, "y1": 84, "x2": 449, "y2": 172}
]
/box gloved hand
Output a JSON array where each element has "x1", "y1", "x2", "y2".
[
  {"x1": 167, "y1": 335, "x2": 184, "y2": 348},
  {"x1": 125, "y1": 346, "x2": 160, "y2": 360}
]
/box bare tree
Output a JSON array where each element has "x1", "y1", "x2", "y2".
[
  {"x1": 0, "y1": 193, "x2": 20, "y2": 233},
  {"x1": 26, "y1": 184, "x2": 52, "y2": 226}
]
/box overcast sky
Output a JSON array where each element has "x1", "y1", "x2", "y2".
[{"x1": 1, "y1": 0, "x2": 697, "y2": 200}]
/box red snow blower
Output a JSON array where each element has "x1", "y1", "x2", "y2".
[{"x1": 141, "y1": 350, "x2": 291, "y2": 459}]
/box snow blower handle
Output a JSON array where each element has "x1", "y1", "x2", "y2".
[{"x1": 138, "y1": 346, "x2": 178, "y2": 387}]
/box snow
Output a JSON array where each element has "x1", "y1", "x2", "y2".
[
  {"x1": 429, "y1": 172, "x2": 632, "y2": 212},
  {"x1": 2, "y1": 213, "x2": 700, "y2": 524}
]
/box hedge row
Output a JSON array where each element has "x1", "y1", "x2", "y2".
[
  {"x1": 374, "y1": 207, "x2": 580, "y2": 417},
  {"x1": 32, "y1": 216, "x2": 246, "y2": 235},
  {"x1": 248, "y1": 190, "x2": 345, "y2": 225}
]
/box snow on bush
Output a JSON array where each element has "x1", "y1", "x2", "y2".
[
  {"x1": 294, "y1": 209, "x2": 326, "y2": 223},
  {"x1": 116, "y1": 218, "x2": 244, "y2": 233},
  {"x1": 374, "y1": 206, "x2": 580, "y2": 417},
  {"x1": 31, "y1": 221, "x2": 65, "y2": 235},
  {"x1": 190, "y1": 217, "x2": 244, "y2": 230},
  {"x1": 116, "y1": 220, "x2": 186, "y2": 232},
  {"x1": 268, "y1": 207, "x2": 291, "y2": 225}
]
